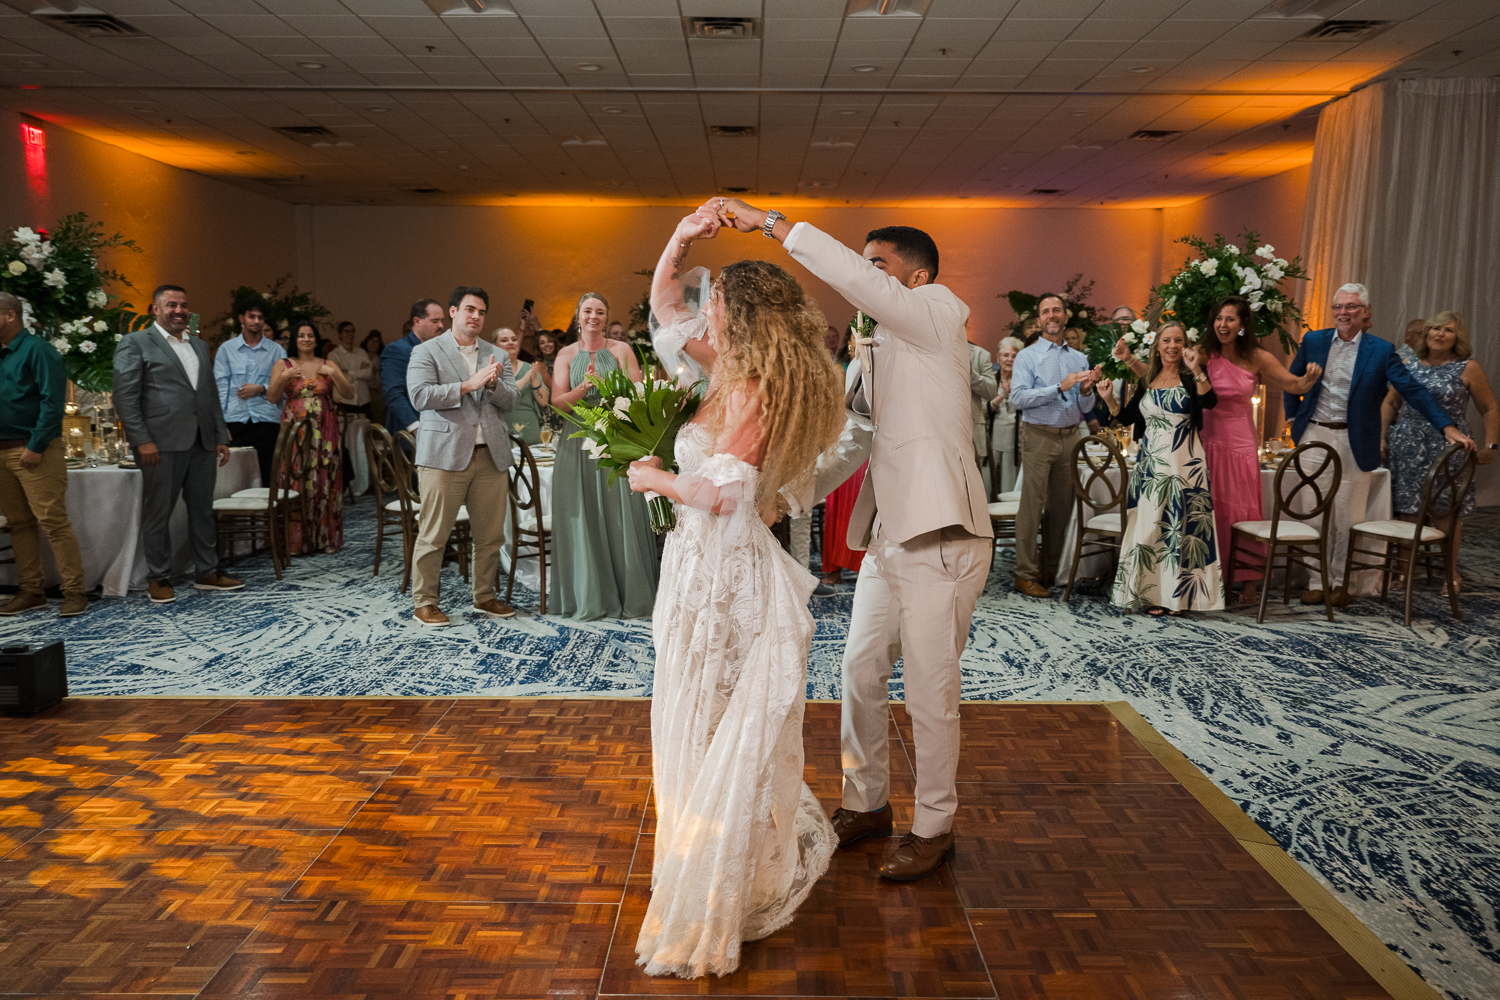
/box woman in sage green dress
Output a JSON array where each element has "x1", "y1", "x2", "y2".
[
  {"x1": 495, "y1": 326, "x2": 546, "y2": 446},
  {"x1": 548, "y1": 292, "x2": 659, "y2": 619}
]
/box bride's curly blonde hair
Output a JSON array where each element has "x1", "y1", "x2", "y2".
[{"x1": 708, "y1": 259, "x2": 845, "y2": 509}]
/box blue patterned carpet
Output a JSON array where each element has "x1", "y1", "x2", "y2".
[{"x1": 3, "y1": 496, "x2": 1497, "y2": 1000}]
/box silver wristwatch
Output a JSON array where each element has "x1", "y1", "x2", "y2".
[{"x1": 763, "y1": 209, "x2": 784, "y2": 238}]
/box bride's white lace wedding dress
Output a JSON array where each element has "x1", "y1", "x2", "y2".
[{"x1": 635, "y1": 419, "x2": 837, "y2": 979}]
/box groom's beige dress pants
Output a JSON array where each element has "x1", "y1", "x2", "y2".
[{"x1": 841, "y1": 520, "x2": 990, "y2": 838}]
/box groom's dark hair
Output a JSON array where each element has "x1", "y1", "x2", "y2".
[{"x1": 865, "y1": 226, "x2": 939, "y2": 281}]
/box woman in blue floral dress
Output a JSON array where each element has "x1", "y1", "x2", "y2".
[
  {"x1": 1382, "y1": 311, "x2": 1498, "y2": 594},
  {"x1": 1111, "y1": 322, "x2": 1223, "y2": 615}
]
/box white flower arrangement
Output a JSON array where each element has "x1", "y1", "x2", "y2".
[
  {"x1": 49, "y1": 336, "x2": 69, "y2": 354},
  {"x1": 6, "y1": 260, "x2": 23, "y2": 276},
  {"x1": 78, "y1": 340, "x2": 97, "y2": 354},
  {"x1": 43, "y1": 269, "x2": 66, "y2": 288},
  {"x1": 1150, "y1": 231, "x2": 1308, "y2": 354}
]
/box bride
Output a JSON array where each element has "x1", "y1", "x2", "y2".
[{"x1": 625, "y1": 209, "x2": 846, "y2": 978}]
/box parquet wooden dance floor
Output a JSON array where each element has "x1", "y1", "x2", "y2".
[{"x1": 0, "y1": 698, "x2": 1406, "y2": 999}]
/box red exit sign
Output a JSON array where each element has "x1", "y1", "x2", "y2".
[{"x1": 22, "y1": 123, "x2": 45, "y2": 148}]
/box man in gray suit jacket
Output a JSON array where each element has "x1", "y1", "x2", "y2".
[
  {"x1": 407, "y1": 286, "x2": 519, "y2": 627},
  {"x1": 113, "y1": 285, "x2": 240, "y2": 603}
]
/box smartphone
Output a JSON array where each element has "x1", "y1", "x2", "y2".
[{"x1": 522, "y1": 298, "x2": 534, "y2": 314}]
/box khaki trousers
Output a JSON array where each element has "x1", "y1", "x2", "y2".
[
  {"x1": 412, "y1": 448, "x2": 509, "y2": 608},
  {"x1": 1015, "y1": 422, "x2": 1076, "y2": 583},
  {"x1": 841, "y1": 522, "x2": 990, "y2": 838},
  {"x1": 0, "y1": 439, "x2": 85, "y2": 596}
]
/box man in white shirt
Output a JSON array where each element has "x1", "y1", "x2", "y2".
[
  {"x1": 112, "y1": 285, "x2": 240, "y2": 604},
  {"x1": 328, "y1": 320, "x2": 375, "y2": 418}
]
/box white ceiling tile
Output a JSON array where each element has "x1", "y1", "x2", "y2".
[{"x1": 994, "y1": 19, "x2": 1081, "y2": 41}]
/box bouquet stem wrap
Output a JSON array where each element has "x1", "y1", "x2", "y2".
[{"x1": 644, "y1": 491, "x2": 675, "y2": 534}]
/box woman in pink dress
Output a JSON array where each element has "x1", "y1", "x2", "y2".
[{"x1": 1201, "y1": 295, "x2": 1322, "y2": 604}]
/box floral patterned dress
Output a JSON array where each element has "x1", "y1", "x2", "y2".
[
  {"x1": 279, "y1": 360, "x2": 343, "y2": 553},
  {"x1": 1388, "y1": 358, "x2": 1476, "y2": 515},
  {"x1": 1112, "y1": 386, "x2": 1224, "y2": 612}
]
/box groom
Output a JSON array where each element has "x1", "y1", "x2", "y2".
[{"x1": 712, "y1": 198, "x2": 992, "y2": 881}]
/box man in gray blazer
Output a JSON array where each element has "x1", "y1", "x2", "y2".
[
  {"x1": 407, "y1": 286, "x2": 519, "y2": 626},
  {"x1": 113, "y1": 285, "x2": 240, "y2": 603}
]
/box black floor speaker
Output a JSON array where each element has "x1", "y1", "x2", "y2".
[{"x1": 0, "y1": 641, "x2": 68, "y2": 716}]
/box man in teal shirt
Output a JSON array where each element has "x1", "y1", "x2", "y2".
[{"x1": 0, "y1": 291, "x2": 87, "y2": 617}]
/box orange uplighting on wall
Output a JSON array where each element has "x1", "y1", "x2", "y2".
[{"x1": 22, "y1": 120, "x2": 49, "y2": 204}]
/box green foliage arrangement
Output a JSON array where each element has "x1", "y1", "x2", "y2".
[
  {"x1": 210, "y1": 275, "x2": 331, "y2": 347},
  {"x1": 0, "y1": 212, "x2": 145, "y2": 393},
  {"x1": 1151, "y1": 232, "x2": 1307, "y2": 354}
]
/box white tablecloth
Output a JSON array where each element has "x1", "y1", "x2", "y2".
[
  {"x1": 0, "y1": 448, "x2": 261, "y2": 596},
  {"x1": 499, "y1": 446, "x2": 553, "y2": 592},
  {"x1": 1058, "y1": 463, "x2": 1393, "y2": 594}
]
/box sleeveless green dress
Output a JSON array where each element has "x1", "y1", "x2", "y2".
[
  {"x1": 508, "y1": 361, "x2": 544, "y2": 446},
  {"x1": 549, "y1": 347, "x2": 659, "y2": 620}
]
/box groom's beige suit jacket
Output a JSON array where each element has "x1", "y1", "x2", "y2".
[{"x1": 785, "y1": 222, "x2": 992, "y2": 549}]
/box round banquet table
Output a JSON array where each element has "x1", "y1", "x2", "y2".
[
  {"x1": 1058, "y1": 460, "x2": 1393, "y2": 597},
  {"x1": 0, "y1": 447, "x2": 261, "y2": 597},
  {"x1": 498, "y1": 444, "x2": 554, "y2": 592}
]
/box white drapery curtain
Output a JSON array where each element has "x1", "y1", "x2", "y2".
[{"x1": 1301, "y1": 78, "x2": 1500, "y2": 503}]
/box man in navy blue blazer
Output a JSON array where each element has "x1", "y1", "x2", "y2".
[
  {"x1": 1285, "y1": 282, "x2": 1474, "y2": 605},
  {"x1": 382, "y1": 297, "x2": 446, "y2": 434}
]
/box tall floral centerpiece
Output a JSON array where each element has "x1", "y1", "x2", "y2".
[
  {"x1": 210, "y1": 275, "x2": 331, "y2": 347},
  {"x1": 0, "y1": 213, "x2": 145, "y2": 392},
  {"x1": 1150, "y1": 232, "x2": 1308, "y2": 354}
]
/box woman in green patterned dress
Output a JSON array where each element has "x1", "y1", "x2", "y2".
[
  {"x1": 548, "y1": 293, "x2": 659, "y2": 619},
  {"x1": 1110, "y1": 322, "x2": 1223, "y2": 615}
]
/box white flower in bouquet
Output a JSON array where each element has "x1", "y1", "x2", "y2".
[
  {"x1": 14, "y1": 227, "x2": 40, "y2": 245},
  {"x1": 19, "y1": 297, "x2": 32, "y2": 327},
  {"x1": 1197, "y1": 258, "x2": 1218, "y2": 276},
  {"x1": 1255, "y1": 244, "x2": 1276, "y2": 259},
  {"x1": 79, "y1": 339, "x2": 97, "y2": 354},
  {"x1": 277, "y1": 319, "x2": 289, "y2": 331},
  {"x1": 1186, "y1": 327, "x2": 1200, "y2": 343},
  {"x1": 583, "y1": 439, "x2": 607, "y2": 461},
  {"x1": 1130, "y1": 318, "x2": 1150, "y2": 335},
  {"x1": 43, "y1": 268, "x2": 66, "y2": 288},
  {"x1": 1268, "y1": 299, "x2": 1284, "y2": 315},
  {"x1": 87, "y1": 289, "x2": 107, "y2": 309},
  {"x1": 1238, "y1": 269, "x2": 1262, "y2": 293},
  {"x1": 49, "y1": 336, "x2": 69, "y2": 353},
  {"x1": 1225, "y1": 243, "x2": 1240, "y2": 255},
  {"x1": 611, "y1": 396, "x2": 632, "y2": 418},
  {"x1": 1248, "y1": 289, "x2": 1265, "y2": 311},
  {"x1": 1144, "y1": 330, "x2": 1157, "y2": 346},
  {"x1": 593, "y1": 415, "x2": 610, "y2": 433},
  {"x1": 1274, "y1": 257, "x2": 1288, "y2": 268},
  {"x1": 5, "y1": 260, "x2": 23, "y2": 276},
  {"x1": 93, "y1": 320, "x2": 108, "y2": 333},
  {"x1": 114, "y1": 332, "x2": 123, "y2": 341}
]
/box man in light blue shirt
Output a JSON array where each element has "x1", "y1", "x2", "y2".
[
  {"x1": 212, "y1": 298, "x2": 285, "y2": 485},
  {"x1": 1009, "y1": 292, "x2": 1101, "y2": 596}
]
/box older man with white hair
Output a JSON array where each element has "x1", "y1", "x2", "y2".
[{"x1": 1285, "y1": 282, "x2": 1474, "y2": 605}]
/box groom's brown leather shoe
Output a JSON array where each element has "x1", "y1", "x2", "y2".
[
  {"x1": 830, "y1": 803, "x2": 893, "y2": 848},
  {"x1": 879, "y1": 831, "x2": 955, "y2": 881}
]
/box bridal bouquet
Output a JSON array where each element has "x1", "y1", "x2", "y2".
[{"x1": 555, "y1": 363, "x2": 703, "y2": 533}]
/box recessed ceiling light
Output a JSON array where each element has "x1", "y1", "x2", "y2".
[
  {"x1": 1127, "y1": 65, "x2": 1154, "y2": 73},
  {"x1": 298, "y1": 61, "x2": 325, "y2": 70},
  {"x1": 457, "y1": 164, "x2": 468, "y2": 169},
  {"x1": 367, "y1": 106, "x2": 389, "y2": 113},
  {"x1": 575, "y1": 62, "x2": 601, "y2": 71},
  {"x1": 629, "y1": 147, "x2": 645, "y2": 152},
  {"x1": 852, "y1": 65, "x2": 878, "y2": 73},
  {"x1": 602, "y1": 106, "x2": 623, "y2": 113}
]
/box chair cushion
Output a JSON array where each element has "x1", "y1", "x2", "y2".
[
  {"x1": 997, "y1": 490, "x2": 1021, "y2": 502},
  {"x1": 231, "y1": 487, "x2": 299, "y2": 500},
  {"x1": 1352, "y1": 519, "x2": 1445, "y2": 542},
  {"x1": 518, "y1": 512, "x2": 553, "y2": 533},
  {"x1": 1084, "y1": 512, "x2": 1121, "y2": 533},
  {"x1": 1233, "y1": 519, "x2": 1319, "y2": 541},
  {"x1": 988, "y1": 500, "x2": 1020, "y2": 518},
  {"x1": 213, "y1": 496, "x2": 269, "y2": 512}
]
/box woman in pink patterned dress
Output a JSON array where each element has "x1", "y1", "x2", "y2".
[
  {"x1": 1201, "y1": 295, "x2": 1322, "y2": 604},
  {"x1": 268, "y1": 321, "x2": 352, "y2": 554}
]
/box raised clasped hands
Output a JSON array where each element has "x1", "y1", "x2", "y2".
[
  {"x1": 1112, "y1": 337, "x2": 1132, "y2": 363},
  {"x1": 463, "y1": 359, "x2": 501, "y2": 394},
  {"x1": 675, "y1": 208, "x2": 721, "y2": 245},
  {"x1": 1059, "y1": 369, "x2": 1093, "y2": 392},
  {"x1": 699, "y1": 197, "x2": 763, "y2": 233}
]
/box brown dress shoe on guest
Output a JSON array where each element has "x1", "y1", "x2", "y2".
[
  {"x1": 1014, "y1": 576, "x2": 1051, "y2": 598},
  {"x1": 1331, "y1": 585, "x2": 1351, "y2": 608},
  {"x1": 472, "y1": 598, "x2": 517, "y2": 618},
  {"x1": 0, "y1": 592, "x2": 48, "y2": 616},
  {"x1": 1300, "y1": 589, "x2": 1324, "y2": 605},
  {"x1": 194, "y1": 572, "x2": 244, "y2": 591},
  {"x1": 414, "y1": 605, "x2": 452, "y2": 627},
  {"x1": 148, "y1": 580, "x2": 175, "y2": 604},
  {"x1": 879, "y1": 831, "x2": 956, "y2": 882},
  {"x1": 830, "y1": 803, "x2": 894, "y2": 848},
  {"x1": 59, "y1": 594, "x2": 88, "y2": 618}
]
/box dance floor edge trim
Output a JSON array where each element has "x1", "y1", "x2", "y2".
[{"x1": 14, "y1": 695, "x2": 1438, "y2": 1000}]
